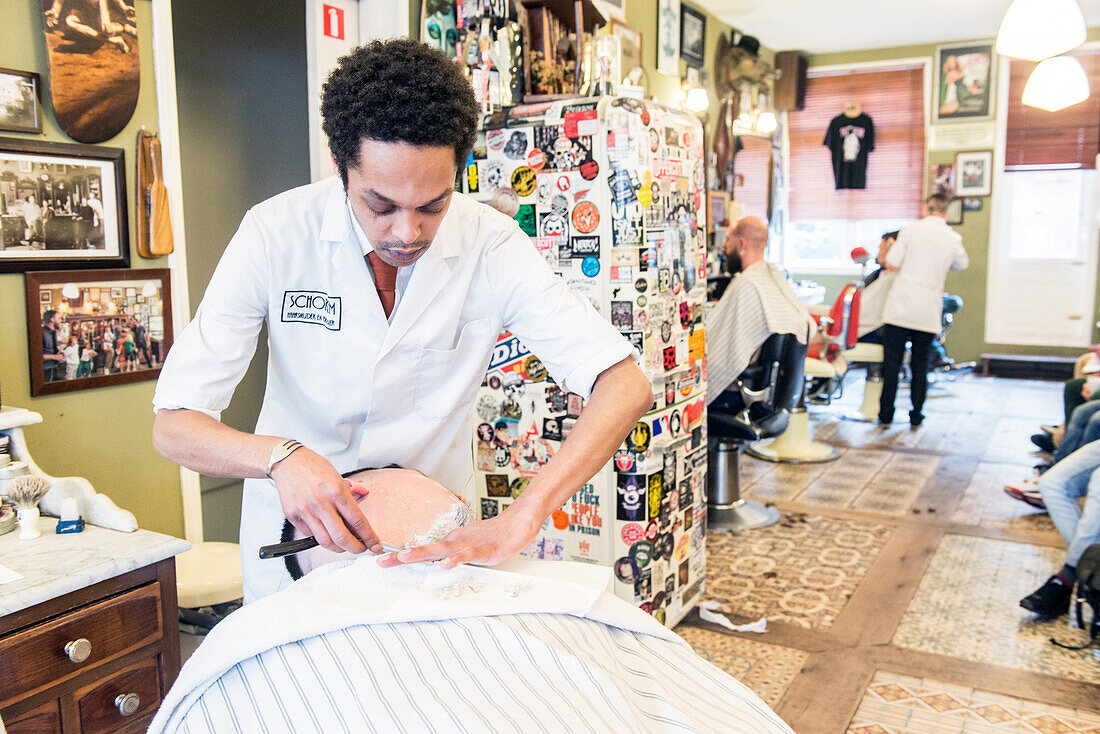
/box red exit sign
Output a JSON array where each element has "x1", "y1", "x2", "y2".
[{"x1": 323, "y1": 4, "x2": 344, "y2": 40}]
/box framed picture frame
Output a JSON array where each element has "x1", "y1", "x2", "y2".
[
  {"x1": 25, "y1": 268, "x2": 172, "y2": 397},
  {"x1": 930, "y1": 163, "x2": 955, "y2": 196},
  {"x1": 679, "y1": 4, "x2": 706, "y2": 68},
  {"x1": 594, "y1": 0, "x2": 626, "y2": 21},
  {"x1": 946, "y1": 197, "x2": 964, "y2": 225},
  {"x1": 954, "y1": 150, "x2": 993, "y2": 196},
  {"x1": 0, "y1": 137, "x2": 129, "y2": 274},
  {"x1": 0, "y1": 68, "x2": 42, "y2": 134},
  {"x1": 706, "y1": 190, "x2": 729, "y2": 231},
  {"x1": 933, "y1": 42, "x2": 995, "y2": 123},
  {"x1": 656, "y1": 0, "x2": 680, "y2": 76},
  {"x1": 609, "y1": 20, "x2": 642, "y2": 76}
]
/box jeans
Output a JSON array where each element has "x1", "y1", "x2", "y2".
[
  {"x1": 879, "y1": 324, "x2": 934, "y2": 423},
  {"x1": 1039, "y1": 439, "x2": 1100, "y2": 566},
  {"x1": 1055, "y1": 399, "x2": 1100, "y2": 462}
]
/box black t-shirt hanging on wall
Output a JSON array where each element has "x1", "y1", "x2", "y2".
[{"x1": 823, "y1": 113, "x2": 875, "y2": 189}]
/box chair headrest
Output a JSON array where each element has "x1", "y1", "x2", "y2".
[{"x1": 850, "y1": 247, "x2": 870, "y2": 265}]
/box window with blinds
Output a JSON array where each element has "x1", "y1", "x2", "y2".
[
  {"x1": 1005, "y1": 51, "x2": 1100, "y2": 170},
  {"x1": 785, "y1": 65, "x2": 926, "y2": 270},
  {"x1": 731, "y1": 135, "x2": 771, "y2": 222}
]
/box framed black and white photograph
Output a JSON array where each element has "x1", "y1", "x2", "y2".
[
  {"x1": 0, "y1": 137, "x2": 129, "y2": 273},
  {"x1": 955, "y1": 150, "x2": 993, "y2": 196},
  {"x1": 679, "y1": 4, "x2": 706, "y2": 68},
  {"x1": 963, "y1": 197, "x2": 983, "y2": 212},
  {"x1": 0, "y1": 68, "x2": 42, "y2": 134},
  {"x1": 25, "y1": 268, "x2": 172, "y2": 397}
]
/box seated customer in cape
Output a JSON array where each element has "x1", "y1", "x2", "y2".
[{"x1": 706, "y1": 215, "x2": 817, "y2": 410}]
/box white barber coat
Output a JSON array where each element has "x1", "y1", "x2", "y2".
[
  {"x1": 153, "y1": 177, "x2": 633, "y2": 602},
  {"x1": 882, "y1": 215, "x2": 968, "y2": 334}
]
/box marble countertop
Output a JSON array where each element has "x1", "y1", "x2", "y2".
[{"x1": 0, "y1": 516, "x2": 190, "y2": 617}]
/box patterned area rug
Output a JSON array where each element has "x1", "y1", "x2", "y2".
[
  {"x1": 848, "y1": 670, "x2": 1100, "y2": 733},
  {"x1": 675, "y1": 624, "x2": 808, "y2": 709},
  {"x1": 893, "y1": 535, "x2": 1100, "y2": 683},
  {"x1": 706, "y1": 514, "x2": 894, "y2": 629}
]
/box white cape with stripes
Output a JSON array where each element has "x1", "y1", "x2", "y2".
[
  {"x1": 149, "y1": 555, "x2": 792, "y2": 734},
  {"x1": 857, "y1": 271, "x2": 894, "y2": 338}
]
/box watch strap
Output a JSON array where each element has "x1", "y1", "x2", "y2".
[{"x1": 265, "y1": 439, "x2": 303, "y2": 479}]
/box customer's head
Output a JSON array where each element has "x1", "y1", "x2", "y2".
[
  {"x1": 43, "y1": 310, "x2": 58, "y2": 329},
  {"x1": 877, "y1": 230, "x2": 899, "y2": 265},
  {"x1": 321, "y1": 39, "x2": 478, "y2": 269},
  {"x1": 724, "y1": 216, "x2": 769, "y2": 268},
  {"x1": 926, "y1": 193, "x2": 951, "y2": 218}
]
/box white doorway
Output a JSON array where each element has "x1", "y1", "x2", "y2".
[{"x1": 985, "y1": 167, "x2": 1099, "y2": 347}]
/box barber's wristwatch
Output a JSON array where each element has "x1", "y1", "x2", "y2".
[{"x1": 266, "y1": 439, "x2": 304, "y2": 479}]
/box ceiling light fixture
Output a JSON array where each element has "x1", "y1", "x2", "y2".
[
  {"x1": 1023, "y1": 55, "x2": 1091, "y2": 111},
  {"x1": 756, "y1": 111, "x2": 778, "y2": 134},
  {"x1": 996, "y1": 0, "x2": 1086, "y2": 61}
]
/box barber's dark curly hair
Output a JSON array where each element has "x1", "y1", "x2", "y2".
[{"x1": 321, "y1": 39, "x2": 479, "y2": 187}]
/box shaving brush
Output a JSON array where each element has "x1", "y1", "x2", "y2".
[{"x1": 9, "y1": 475, "x2": 50, "y2": 540}]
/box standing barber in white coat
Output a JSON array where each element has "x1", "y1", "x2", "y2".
[
  {"x1": 152, "y1": 40, "x2": 652, "y2": 602},
  {"x1": 879, "y1": 193, "x2": 968, "y2": 427}
]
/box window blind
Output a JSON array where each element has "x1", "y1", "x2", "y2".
[
  {"x1": 1005, "y1": 51, "x2": 1100, "y2": 171},
  {"x1": 731, "y1": 135, "x2": 771, "y2": 222},
  {"x1": 788, "y1": 66, "x2": 925, "y2": 221}
]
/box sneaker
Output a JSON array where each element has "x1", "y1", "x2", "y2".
[
  {"x1": 1040, "y1": 424, "x2": 1059, "y2": 435},
  {"x1": 1003, "y1": 478, "x2": 1045, "y2": 509},
  {"x1": 1030, "y1": 432, "x2": 1056, "y2": 453},
  {"x1": 1020, "y1": 575, "x2": 1072, "y2": 617}
]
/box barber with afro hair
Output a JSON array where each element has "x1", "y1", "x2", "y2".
[{"x1": 152, "y1": 39, "x2": 652, "y2": 602}]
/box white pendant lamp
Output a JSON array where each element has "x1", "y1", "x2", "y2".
[
  {"x1": 996, "y1": 0, "x2": 1086, "y2": 61},
  {"x1": 1023, "y1": 55, "x2": 1091, "y2": 111},
  {"x1": 756, "y1": 111, "x2": 778, "y2": 134},
  {"x1": 684, "y1": 86, "x2": 709, "y2": 113}
]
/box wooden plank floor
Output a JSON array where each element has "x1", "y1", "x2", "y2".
[{"x1": 675, "y1": 374, "x2": 1100, "y2": 733}]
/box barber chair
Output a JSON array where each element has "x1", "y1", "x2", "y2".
[
  {"x1": 836, "y1": 247, "x2": 884, "y2": 421},
  {"x1": 708, "y1": 332, "x2": 807, "y2": 530}
]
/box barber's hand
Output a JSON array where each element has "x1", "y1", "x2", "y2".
[
  {"x1": 376, "y1": 507, "x2": 540, "y2": 570},
  {"x1": 270, "y1": 447, "x2": 382, "y2": 555}
]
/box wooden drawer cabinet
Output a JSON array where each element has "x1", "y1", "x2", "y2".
[{"x1": 0, "y1": 559, "x2": 179, "y2": 734}]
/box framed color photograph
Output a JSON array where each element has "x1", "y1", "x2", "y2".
[
  {"x1": 0, "y1": 68, "x2": 42, "y2": 134},
  {"x1": 946, "y1": 197, "x2": 964, "y2": 225},
  {"x1": 955, "y1": 150, "x2": 993, "y2": 196},
  {"x1": 930, "y1": 163, "x2": 955, "y2": 196},
  {"x1": 25, "y1": 268, "x2": 172, "y2": 397},
  {"x1": 610, "y1": 20, "x2": 642, "y2": 76},
  {"x1": 679, "y1": 5, "x2": 706, "y2": 68},
  {"x1": 0, "y1": 137, "x2": 129, "y2": 273},
  {"x1": 656, "y1": 0, "x2": 680, "y2": 76},
  {"x1": 934, "y1": 42, "x2": 995, "y2": 123}
]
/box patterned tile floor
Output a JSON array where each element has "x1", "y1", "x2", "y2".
[
  {"x1": 951, "y1": 462, "x2": 1059, "y2": 537},
  {"x1": 706, "y1": 513, "x2": 895, "y2": 629},
  {"x1": 893, "y1": 534, "x2": 1100, "y2": 683},
  {"x1": 675, "y1": 625, "x2": 808, "y2": 709},
  {"x1": 848, "y1": 671, "x2": 1100, "y2": 733}
]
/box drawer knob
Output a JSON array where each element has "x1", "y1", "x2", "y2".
[
  {"x1": 115, "y1": 693, "x2": 140, "y2": 716},
  {"x1": 64, "y1": 638, "x2": 91, "y2": 663}
]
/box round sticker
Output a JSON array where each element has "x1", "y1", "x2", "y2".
[
  {"x1": 579, "y1": 159, "x2": 599, "y2": 180},
  {"x1": 614, "y1": 557, "x2": 639, "y2": 584},
  {"x1": 621, "y1": 523, "x2": 645, "y2": 544},
  {"x1": 637, "y1": 295, "x2": 647, "y2": 307},
  {"x1": 626, "y1": 422, "x2": 651, "y2": 452},
  {"x1": 635, "y1": 277, "x2": 648, "y2": 294},
  {"x1": 657, "y1": 533, "x2": 675, "y2": 561},
  {"x1": 639, "y1": 601, "x2": 654, "y2": 614},
  {"x1": 645, "y1": 520, "x2": 659, "y2": 541},
  {"x1": 476, "y1": 422, "x2": 493, "y2": 442},
  {"x1": 581, "y1": 256, "x2": 600, "y2": 278},
  {"x1": 638, "y1": 184, "x2": 653, "y2": 208},
  {"x1": 552, "y1": 509, "x2": 570, "y2": 530},
  {"x1": 523, "y1": 355, "x2": 547, "y2": 381},
  {"x1": 527, "y1": 148, "x2": 545, "y2": 170},
  {"x1": 487, "y1": 129, "x2": 505, "y2": 150},
  {"x1": 615, "y1": 451, "x2": 636, "y2": 472},
  {"x1": 488, "y1": 375, "x2": 501, "y2": 390},
  {"x1": 629, "y1": 540, "x2": 654, "y2": 568},
  {"x1": 640, "y1": 109, "x2": 650, "y2": 126},
  {"x1": 510, "y1": 477, "x2": 530, "y2": 498},
  {"x1": 510, "y1": 166, "x2": 536, "y2": 197},
  {"x1": 491, "y1": 186, "x2": 520, "y2": 217},
  {"x1": 674, "y1": 533, "x2": 690, "y2": 562},
  {"x1": 572, "y1": 201, "x2": 600, "y2": 234}
]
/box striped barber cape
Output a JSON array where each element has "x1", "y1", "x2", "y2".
[
  {"x1": 706, "y1": 261, "x2": 817, "y2": 405},
  {"x1": 149, "y1": 556, "x2": 793, "y2": 734}
]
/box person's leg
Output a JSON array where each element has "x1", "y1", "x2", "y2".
[
  {"x1": 1056, "y1": 400, "x2": 1100, "y2": 461},
  {"x1": 907, "y1": 329, "x2": 935, "y2": 425},
  {"x1": 1065, "y1": 377, "x2": 1087, "y2": 421},
  {"x1": 1066, "y1": 464, "x2": 1100, "y2": 567},
  {"x1": 879, "y1": 324, "x2": 905, "y2": 423}
]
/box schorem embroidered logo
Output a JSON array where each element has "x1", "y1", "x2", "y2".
[{"x1": 281, "y1": 290, "x2": 342, "y2": 331}]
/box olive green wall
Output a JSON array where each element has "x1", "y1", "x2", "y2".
[
  {"x1": 0, "y1": 0, "x2": 183, "y2": 536},
  {"x1": 792, "y1": 33, "x2": 1100, "y2": 362}
]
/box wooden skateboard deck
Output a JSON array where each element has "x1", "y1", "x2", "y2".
[{"x1": 39, "y1": 0, "x2": 140, "y2": 143}]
